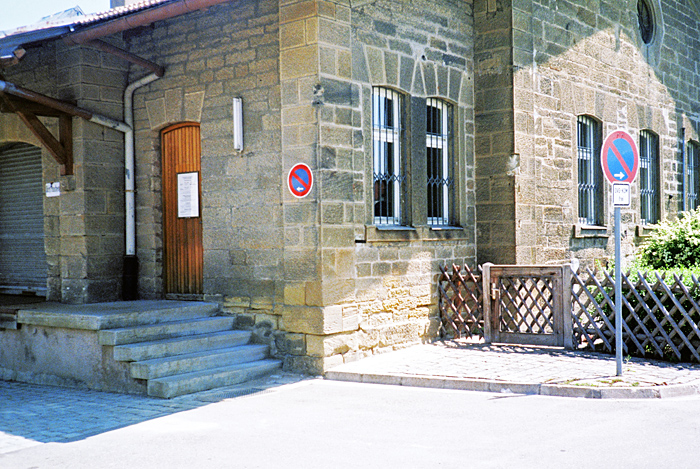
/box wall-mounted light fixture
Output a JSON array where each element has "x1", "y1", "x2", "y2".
[{"x1": 233, "y1": 97, "x2": 243, "y2": 151}]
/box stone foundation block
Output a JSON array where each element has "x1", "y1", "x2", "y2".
[
  {"x1": 274, "y1": 331, "x2": 306, "y2": 356},
  {"x1": 281, "y1": 305, "x2": 343, "y2": 334}
]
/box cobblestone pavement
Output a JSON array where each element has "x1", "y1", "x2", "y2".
[
  {"x1": 5, "y1": 341, "x2": 700, "y2": 456},
  {"x1": 326, "y1": 340, "x2": 700, "y2": 398},
  {"x1": 0, "y1": 372, "x2": 306, "y2": 455}
]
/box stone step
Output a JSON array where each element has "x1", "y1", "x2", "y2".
[
  {"x1": 130, "y1": 344, "x2": 270, "y2": 379},
  {"x1": 98, "y1": 301, "x2": 221, "y2": 329},
  {"x1": 147, "y1": 359, "x2": 283, "y2": 398},
  {"x1": 16, "y1": 300, "x2": 221, "y2": 330},
  {"x1": 99, "y1": 316, "x2": 235, "y2": 346},
  {"x1": 113, "y1": 330, "x2": 251, "y2": 362}
]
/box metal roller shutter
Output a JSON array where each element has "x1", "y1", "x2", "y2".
[{"x1": 0, "y1": 143, "x2": 47, "y2": 295}]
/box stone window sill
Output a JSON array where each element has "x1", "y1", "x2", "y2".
[
  {"x1": 636, "y1": 224, "x2": 657, "y2": 238},
  {"x1": 364, "y1": 224, "x2": 469, "y2": 243},
  {"x1": 573, "y1": 224, "x2": 609, "y2": 239}
]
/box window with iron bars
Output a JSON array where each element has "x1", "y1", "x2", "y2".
[
  {"x1": 640, "y1": 130, "x2": 660, "y2": 224},
  {"x1": 373, "y1": 87, "x2": 405, "y2": 225},
  {"x1": 577, "y1": 116, "x2": 603, "y2": 225},
  {"x1": 426, "y1": 99, "x2": 453, "y2": 226},
  {"x1": 688, "y1": 141, "x2": 700, "y2": 211}
]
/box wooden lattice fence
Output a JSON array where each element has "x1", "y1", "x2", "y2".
[
  {"x1": 439, "y1": 264, "x2": 700, "y2": 363},
  {"x1": 438, "y1": 264, "x2": 483, "y2": 339},
  {"x1": 572, "y1": 268, "x2": 700, "y2": 362}
]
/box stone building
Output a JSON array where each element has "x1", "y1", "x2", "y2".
[
  {"x1": 0, "y1": 0, "x2": 698, "y2": 374},
  {"x1": 0, "y1": 0, "x2": 476, "y2": 373},
  {"x1": 475, "y1": 0, "x2": 700, "y2": 266}
]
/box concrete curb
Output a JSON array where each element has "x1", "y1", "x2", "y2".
[{"x1": 324, "y1": 370, "x2": 700, "y2": 399}]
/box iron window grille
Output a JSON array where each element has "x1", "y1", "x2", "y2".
[
  {"x1": 373, "y1": 87, "x2": 406, "y2": 226},
  {"x1": 688, "y1": 141, "x2": 700, "y2": 210},
  {"x1": 640, "y1": 130, "x2": 660, "y2": 224},
  {"x1": 577, "y1": 116, "x2": 602, "y2": 226},
  {"x1": 426, "y1": 99, "x2": 453, "y2": 226}
]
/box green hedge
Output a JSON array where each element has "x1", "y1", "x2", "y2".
[{"x1": 637, "y1": 209, "x2": 700, "y2": 270}]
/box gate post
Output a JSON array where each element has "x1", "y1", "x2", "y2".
[
  {"x1": 562, "y1": 264, "x2": 574, "y2": 350},
  {"x1": 482, "y1": 263, "x2": 493, "y2": 344}
]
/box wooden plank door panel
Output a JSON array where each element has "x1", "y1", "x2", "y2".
[{"x1": 162, "y1": 123, "x2": 203, "y2": 294}]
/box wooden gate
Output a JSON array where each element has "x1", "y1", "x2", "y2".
[
  {"x1": 161, "y1": 123, "x2": 203, "y2": 294},
  {"x1": 483, "y1": 264, "x2": 573, "y2": 348}
]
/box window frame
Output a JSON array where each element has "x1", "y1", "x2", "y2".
[
  {"x1": 577, "y1": 115, "x2": 603, "y2": 226},
  {"x1": 372, "y1": 87, "x2": 405, "y2": 226},
  {"x1": 688, "y1": 140, "x2": 700, "y2": 211},
  {"x1": 637, "y1": 0, "x2": 655, "y2": 44},
  {"x1": 639, "y1": 129, "x2": 660, "y2": 225},
  {"x1": 426, "y1": 98, "x2": 453, "y2": 227}
]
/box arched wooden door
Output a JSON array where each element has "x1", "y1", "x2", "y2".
[{"x1": 161, "y1": 123, "x2": 203, "y2": 294}]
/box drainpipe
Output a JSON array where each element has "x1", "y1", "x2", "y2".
[{"x1": 123, "y1": 73, "x2": 161, "y2": 300}]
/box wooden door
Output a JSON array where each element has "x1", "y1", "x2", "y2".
[{"x1": 162, "y1": 123, "x2": 203, "y2": 294}]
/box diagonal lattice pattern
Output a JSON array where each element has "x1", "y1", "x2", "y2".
[
  {"x1": 571, "y1": 268, "x2": 700, "y2": 363},
  {"x1": 498, "y1": 276, "x2": 556, "y2": 334},
  {"x1": 437, "y1": 264, "x2": 483, "y2": 339},
  {"x1": 439, "y1": 264, "x2": 700, "y2": 364}
]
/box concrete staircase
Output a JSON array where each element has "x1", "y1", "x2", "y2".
[{"x1": 97, "y1": 302, "x2": 281, "y2": 398}]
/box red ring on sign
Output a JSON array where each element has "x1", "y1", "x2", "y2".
[
  {"x1": 601, "y1": 130, "x2": 639, "y2": 184},
  {"x1": 288, "y1": 163, "x2": 313, "y2": 198}
]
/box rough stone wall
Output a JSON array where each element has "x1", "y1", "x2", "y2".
[
  {"x1": 127, "y1": 0, "x2": 283, "y2": 302},
  {"x1": 474, "y1": 0, "x2": 517, "y2": 264},
  {"x1": 295, "y1": 0, "x2": 477, "y2": 371},
  {"x1": 57, "y1": 42, "x2": 129, "y2": 303},
  {"x1": 510, "y1": 0, "x2": 700, "y2": 266}
]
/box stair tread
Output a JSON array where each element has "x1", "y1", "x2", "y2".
[
  {"x1": 134, "y1": 343, "x2": 269, "y2": 366},
  {"x1": 16, "y1": 300, "x2": 221, "y2": 330},
  {"x1": 115, "y1": 330, "x2": 250, "y2": 350},
  {"x1": 103, "y1": 316, "x2": 232, "y2": 333},
  {"x1": 150, "y1": 359, "x2": 282, "y2": 384},
  {"x1": 99, "y1": 316, "x2": 235, "y2": 345}
]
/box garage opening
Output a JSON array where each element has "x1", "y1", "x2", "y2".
[{"x1": 0, "y1": 142, "x2": 47, "y2": 297}]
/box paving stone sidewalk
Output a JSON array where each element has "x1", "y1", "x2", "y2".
[
  {"x1": 0, "y1": 372, "x2": 306, "y2": 456},
  {"x1": 325, "y1": 340, "x2": 700, "y2": 399}
]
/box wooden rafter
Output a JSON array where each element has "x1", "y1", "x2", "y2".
[{"x1": 0, "y1": 92, "x2": 74, "y2": 175}]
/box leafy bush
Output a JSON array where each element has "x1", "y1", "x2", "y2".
[{"x1": 637, "y1": 209, "x2": 700, "y2": 270}]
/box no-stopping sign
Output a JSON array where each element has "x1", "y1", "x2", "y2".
[
  {"x1": 288, "y1": 163, "x2": 313, "y2": 198},
  {"x1": 601, "y1": 130, "x2": 639, "y2": 184}
]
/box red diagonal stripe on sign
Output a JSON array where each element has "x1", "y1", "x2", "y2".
[
  {"x1": 292, "y1": 171, "x2": 310, "y2": 191},
  {"x1": 609, "y1": 142, "x2": 632, "y2": 178}
]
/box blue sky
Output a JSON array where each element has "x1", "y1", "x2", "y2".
[{"x1": 0, "y1": 1, "x2": 111, "y2": 31}]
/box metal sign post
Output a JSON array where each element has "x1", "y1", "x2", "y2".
[
  {"x1": 614, "y1": 205, "x2": 623, "y2": 375},
  {"x1": 601, "y1": 131, "x2": 639, "y2": 376}
]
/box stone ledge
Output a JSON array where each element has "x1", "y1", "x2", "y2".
[
  {"x1": 635, "y1": 224, "x2": 658, "y2": 238},
  {"x1": 364, "y1": 225, "x2": 470, "y2": 243},
  {"x1": 573, "y1": 224, "x2": 609, "y2": 239}
]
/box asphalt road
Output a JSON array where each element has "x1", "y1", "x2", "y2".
[{"x1": 1, "y1": 378, "x2": 699, "y2": 468}]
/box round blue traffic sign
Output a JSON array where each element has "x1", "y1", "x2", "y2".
[
  {"x1": 288, "y1": 163, "x2": 313, "y2": 198},
  {"x1": 601, "y1": 130, "x2": 639, "y2": 184}
]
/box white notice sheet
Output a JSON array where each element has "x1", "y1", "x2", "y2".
[{"x1": 177, "y1": 172, "x2": 199, "y2": 218}]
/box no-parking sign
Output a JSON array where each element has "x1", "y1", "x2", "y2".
[
  {"x1": 288, "y1": 163, "x2": 313, "y2": 198},
  {"x1": 601, "y1": 130, "x2": 639, "y2": 184}
]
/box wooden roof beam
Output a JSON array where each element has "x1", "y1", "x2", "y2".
[{"x1": 16, "y1": 110, "x2": 73, "y2": 176}]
